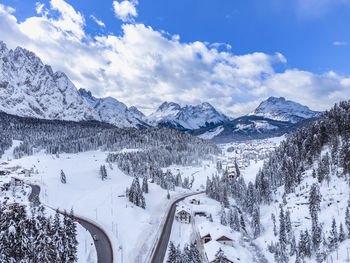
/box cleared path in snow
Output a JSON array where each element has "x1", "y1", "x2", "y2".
[
  {"x1": 150, "y1": 191, "x2": 205, "y2": 263},
  {"x1": 29, "y1": 184, "x2": 113, "y2": 263}
]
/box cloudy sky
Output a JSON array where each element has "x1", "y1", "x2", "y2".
[{"x1": 1, "y1": 0, "x2": 350, "y2": 116}]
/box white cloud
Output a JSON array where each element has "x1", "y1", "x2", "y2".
[
  {"x1": 113, "y1": 0, "x2": 138, "y2": 22},
  {"x1": 35, "y1": 2, "x2": 45, "y2": 14},
  {"x1": 0, "y1": 1, "x2": 350, "y2": 117},
  {"x1": 333, "y1": 41, "x2": 347, "y2": 46},
  {"x1": 90, "y1": 15, "x2": 105, "y2": 27}
]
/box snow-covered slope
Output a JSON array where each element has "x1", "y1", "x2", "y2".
[
  {"x1": 0, "y1": 41, "x2": 99, "y2": 121},
  {"x1": 250, "y1": 96, "x2": 321, "y2": 123},
  {"x1": 149, "y1": 102, "x2": 230, "y2": 130},
  {"x1": 79, "y1": 88, "x2": 149, "y2": 128}
]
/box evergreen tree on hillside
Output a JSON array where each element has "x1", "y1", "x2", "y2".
[
  {"x1": 272, "y1": 213, "x2": 277, "y2": 236},
  {"x1": 252, "y1": 205, "x2": 261, "y2": 238},
  {"x1": 100, "y1": 165, "x2": 107, "y2": 181},
  {"x1": 240, "y1": 214, "x2": 247, "y2": 234},
  {"x1": 220, "y1": 205, "x2": 227, "y2": 226},
  {"x1": 339, "y1": 223, "x2": 345, "y2": 242},
  {"x1": 328, "y1": 218, "x2": 338, "y2": 251},
  {"x1": 346, "y1": 201, "x2": 350, "y2": 238},
  {"x1": 167, "y1": 242, "x2": 178, "y2": 263},
  {"x1": 246, "y1": 182, "x2": 256, "y2": 215},
  {"x1": 189, "y1": 243, "x2": 201, "y2": 263},
  {"x1": 142, "y1": 177, "x2": 148, "y2": 193},
  {"x1": 309, "y1": 183, "x2": 322, "y2": 251},
  {"x1": 128, "y1": 177, "x2": 146, "y2": 209},
  {"x1": 285, "y1": 210, "x2": 292, "y2": 240},
  {"x1": 279, "y1": 205, "x2": 287, "y2": 248},
  {"x1": 290, "y1": 234, "x2": 297, "y2": 256},
  {"x1": 60, "y1": 170, "x2": 66, "y2": 184},
  {"x1": 52, "y1": 210, "x2": 64, "y2": 262}
]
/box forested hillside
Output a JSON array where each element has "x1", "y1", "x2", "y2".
[
  {"x1": 0, "y1": 111, "x2": 219, "y2": 168},
  {"x1": 205, "y1": 100, "x2": 350, "y2": 263}
]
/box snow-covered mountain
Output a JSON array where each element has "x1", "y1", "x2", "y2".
[
  {"x1": 0, "y1": 41, "x2": 99, "y2": 121},
  {"x1": 79, "y1": 88, "x2": 149, "y2": 128},
  {"x1": 191, "y1": 97, "x2": 321, "y2": 142},
  {"x1": 250, "y1": 96, "x2": 321, "y2": 123},
  {"x1": 148, "y1": 102, "x2": 231, "y2": 130}
]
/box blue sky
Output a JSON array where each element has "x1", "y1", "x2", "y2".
[{"x1": 0, "y1": 0, "x2": 350, "y2": 116}]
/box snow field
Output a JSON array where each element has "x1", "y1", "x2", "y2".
[{"x1": 2, "y1": 148, "x2": 195, "y2": 263}]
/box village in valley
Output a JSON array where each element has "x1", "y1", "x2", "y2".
[{"x1": 167, "y1": 137, "x2": 284, "y2": 263}]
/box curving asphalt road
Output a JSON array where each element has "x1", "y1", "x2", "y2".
[
  {"x1": 150, "y1": 191, "x2": 205, "y2": 263},
  {"x1": 29, "y1": 184, "x2": 113, "y2": 263}
]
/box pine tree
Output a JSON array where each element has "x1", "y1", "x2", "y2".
[
  {"x1": 189, "y1": 243, "x2": 201, "y2": 263},
  {"x1": 272, "y1": 213, "x2": 277, "y2": 236},
  {"x1": 220, "y1": 205, "x2": 227, "y2": 226},
  {"x1": 328, "y1": 218, "x2": 338, "y2": 251},
  {"x1": 298, "y1": 231, "x2": 305, "y2": 259},
  {"x1": 167, "y1": 242, "x2": 178, "y2": 263},
  {"x1": 34, "y1": 213, "x2": 55, "y2": 263},
  {"x1": 52, "y1": 210, "x2": 64, "y2": 263},
  {"x1": 290, "y1": 234, "x2": 297, "y2": 256},
  {"x1": 142, "y1": 177, "x2": 148, "y2": 193},
  {"x1": 294, "y1": 251, "x2": 302, "y2": 263},
  {"x1": 309, "y1": 183, "x2": 321, "y2": 222},
  {"x1": 312, "y1": 224, "x2": 322, "y2": 252},
  {"x1": 60, "y1": 170, "x2": 66, "y2": 184},
  {"x1": 285, "y1": 210, "x2": 292, "y2": 240},
  {"x1": 240, "y1": 214, "x2": 247, "y2": 234},
  {"x1": 128, "y1": 177, "x2": 146, "y2": 209},
  {"x1": 251, "y1": 205, "x2": 261, "y2": 238},
  {"x1": 345, "y1": 202, "x2": 350, "y2": 238},
  {"x1": 339, "y1": 222, "x2": 346, "y2": 242},
  {"x1": 246, "y1": 182, "x2": 256, "y2": 215},
  {"x1": 65, "y1": 210, "x2": 78, "y2": 263},
  {"x1": 279, "y1": 205, "x2": 287, "y2": 249},
  {"x1": 100, "y1": 165, "x2": 107, "y2": 180},
  {"x1": 303, "y1": 230, "x2": 311, "y2": 258},
  {"x1": 232, "y1": 209, "x2": 240, "y2": 231},
  {"x1": 214, "y1": 248, "x2": 226, "y2": 263}
]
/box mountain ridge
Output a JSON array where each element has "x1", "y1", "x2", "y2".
[
  {"x1": 148, "y1": 101, "x2": 231, "y2": 130},
  {"x1": 0, "y1": 41, "x2": 99, "y2": 122},
  {"x1": 250, "y1": 96, "x2": 321, "y2": 123}
]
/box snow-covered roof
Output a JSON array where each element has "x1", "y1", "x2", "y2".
[
  {"x1": 204, "y1": 241, "x2": 235, "y2": 262},
  {"x1": 216, "y1": 235, "x2": 232, "y2": 242},
  {"x1": 175, "y1": 204, "x2": 191, "y2": 215},
  {"x1": 198, "y1": 220, "x2": 233, "y2": 241}
]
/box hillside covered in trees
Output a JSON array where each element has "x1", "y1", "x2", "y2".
[{"x1": 205, "y1": 99, "x2": 350, "y2": 263}]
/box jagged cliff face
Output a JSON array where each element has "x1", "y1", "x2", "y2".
[
  {"x1": 79, "y1": 88, "x2": 149, "y2": 128},
  {"x1": 0, "y1": 41, "x2": 99, "y2": 121}
]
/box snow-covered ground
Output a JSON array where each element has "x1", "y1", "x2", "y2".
[
  {"x1": 0, "y1": 143, "x2": 97, "y2": 263},
  {"x1": 198, "y1": 126, "x2": 224, "y2": 140},
  {"x1": 0, "y1": 144, "x2": 194, "y2": 263}
]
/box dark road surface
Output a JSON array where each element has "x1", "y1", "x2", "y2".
[
  {"x1": 29, "y1": 184, "x2": 113, "y2": 263},
  {"x1": 150, "y1": 191, "x2": 204, "y2": 263}
]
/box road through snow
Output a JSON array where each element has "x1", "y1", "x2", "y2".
[
  {"x1": 150, "y1": 191, "x2": 204, "y2": 263},
  {"x1": 29, "y1": 184, "x2": 113, "y2": 263}
]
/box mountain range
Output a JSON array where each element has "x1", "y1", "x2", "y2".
[
  {"x1": 78, "y1": 88, "x2": 149, "y2": 128},
  {"x1": 0, "y1": 41, "x2": 321, "y2": 141},
  {"x1": 148, "y1": 101, "x2": 231, "y2": 130}
]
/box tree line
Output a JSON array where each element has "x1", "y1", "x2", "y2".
[{"x1": 0, "y1": 203, "x2": 78, "y2": 263}]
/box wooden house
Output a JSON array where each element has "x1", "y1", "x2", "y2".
[
  {"x1": 216, "y1": 235, "x2": 233, "y2": 247},
  {"x1": 175, "y1": 205, "x2": 191, "y2": 224}
]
